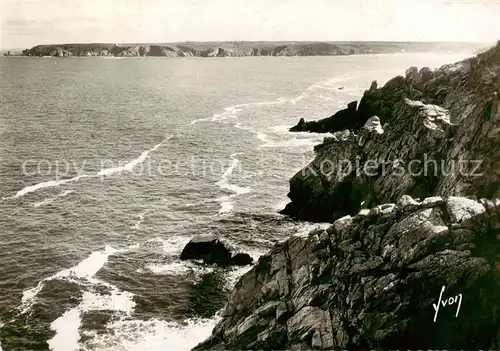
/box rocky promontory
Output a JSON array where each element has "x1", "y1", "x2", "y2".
[
  {"x1": 283, "y1": 41, "x2": 500, "y2": 222},
  {"x1": 195, "y1": 196, "x2": 500, "y2": 349},
  {"x1": 194, "y1": 42, "x2": 500, "y2": 350},
  {"x1": 18, "y1": 41, "x2": 487, "y2": 58}
]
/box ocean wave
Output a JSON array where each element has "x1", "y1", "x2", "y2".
[
  {"x1": 31, "y1": 244, "x2": 138, "y2": 351},
  {"x1": 131, "y1": 210, "x2": 149, "y2": 230},
  {"x1": 4, "y1": 136, "x2": 173, "y2": 200},
  {"x1": 80, "y1": 315, "x2": 220, "y2": 351},
  {"x1": 47, "y1": 273, "x2": 136, "y2": 351},
  {"x1": 19, "y1": 245, "x2": 129, "y2": 315},
  {"x1": 215, "y1": 153, "x2": 251, "y2": 214},
  {"x1": 98, "y1": 135, "x2": 173, "y2": 177},
  {"x1": 33, "y1": 190, "x2": 75, "y2": 208},
  {"x1": 188, "y1": 97, "x2": 287, "y2": 126},
  {"x1": 4, "y1": 175, "x2": 89, "y2": 200}
]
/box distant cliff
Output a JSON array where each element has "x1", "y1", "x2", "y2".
[{"x1": 19, "y1": 41, "x2": 487, "y2": 57}]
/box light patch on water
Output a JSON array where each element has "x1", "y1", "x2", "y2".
[
  {"x1": 215, "y1": 153, "x2": 251, "y2": 214},
  {"x1": 143, "y1": 236, "x2": 191, "y2": 256},
  {"x1": 274, "y1": 199, "x2": 289, "y2": 211},
  {"x1": 3, "y1": 135, "x2": 174, "y2": 200},
  {"x1": 139, "y1": 260, "x2": 215, "y2": 279},
  {"x1": 19, "y1": 245, "x2": 129, "y2": 315},
  {"x1": 97, "y1": 135, "x2": 173, "y2": 177},
  {"x1": 82, "y1": 316, "x2": 220, "y2": 351},
  {"x1": 4, "y1": 175, "x2": 90, "y2": 200},
  {"x1": 47, "y1": 308, "x2": 82, "y2": 351},
  {"x1": 80, "y1": 288, "x2": 135, "y2": 313},
  {"x1": 131, "y1": 210, "x2": 149, "y2": 230},
  {"x1": 33, "y1": 190, "x2": 75, "y2": 208},
  {"x1": 47, "y1": 282, "x2": 136, "y2": 351},
  {"x1": 189, "y1": 97, "x2": 287, "y2": 126}
]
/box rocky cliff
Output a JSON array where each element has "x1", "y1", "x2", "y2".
[
  {"x1": 194, "y1": 196, "x2": 500, "y2": 350},
  {"x1": 193, "y1": 43, "x2": 500, "y2": 350},
  {"x1": 282, "y1": 41, "x2": 500, "y2": 222},
  {"x1": 20, "y1": 41, "x2": 486, "y2": 58}
]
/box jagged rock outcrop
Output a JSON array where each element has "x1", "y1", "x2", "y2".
[
  {"x1": 281, "y1": 41, "x2": 500, "y2": 222},
  {"x1": 194, "y1": 196, "x2": 500, "y2": 350},
  {"x1": 289, "y1": 101, "x2": 360, "y2": 133}
]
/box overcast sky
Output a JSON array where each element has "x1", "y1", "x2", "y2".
[{"x1": 1, "y1": 0, "x2": 499, "y2": 49}]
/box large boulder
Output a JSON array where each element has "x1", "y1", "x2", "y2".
[
  {"x1": 180, "y1": 235, "x2": 253, "y2": 266},
  {"x1": 194, "y1": 196, "x2": 500, "y2": 350}
]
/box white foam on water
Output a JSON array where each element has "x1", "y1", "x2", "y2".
[
  {"x1": 45, "y1": 245, "x2": 138, "y2": 351},
  {"x1": 188, "y1": 97, "x2": 287, "y2": 125},
  {"x1": 33, "y1": 190, "x2": 75, "y2": 208},
  {"x1": 82, "y1": 316, "x2": 220, "y2": 351},
  {"x1": 269, "y1": 125, "x2": 291, "y2": 134},
  {"x1": 5, "y1": 135, "x2": 174, "y2": 200},
  {"x1": 47, "y1": 308, "x2": 81, "y2": 351},
  {"x1": 97, "y1": 135, "x2": 173, "y2": 177},
  {"x1": 274, "y1": 199, "x2": 290, "y2": 211},
  {"x1": 80, "y1": 287, "x2": 135, "y2": 313},
  {"x1": 142, "y1": 236, "x2": 191, "y2": 256},
  {"x1": 215, "y1": 153, "x2": 251, "y2": 214},
  {"x1": 189, "y1": 106, "x2": 241, "y2": 125},
  {"x1": 140, "y1": 260, "x2": 215, "y2": 278},
  {"x1": 131, "y1": 210, "x2": 149, "y2": 229},
  {"x1": 19, "y1": 245, "x2": 125, "y2": 315},
  {"x1": 47, "y1": 278, "x2": 136, "y2": 351},
  {"x1": 290, "y1": 93, "x2": 307, "y2": 104},
  {"x1": 217, "y1": 195, "x2": 234, "y2": 214},
  {"x1": 160, "y1": 237, "x2": 191, "y2": 256},
  {"x1": 4, "y1": 175, "x2": 89, "y2": 200}
]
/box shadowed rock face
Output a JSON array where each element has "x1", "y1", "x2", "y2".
[
  {"x1": 193, "y1": 196, "x2": 500, "y2": 350},
  {"x1": 289, "y1": 101, "x2": 360, "y2": 133},
  {"x1": 281, "y1": 41, "x2": 500, "y2": 223}
]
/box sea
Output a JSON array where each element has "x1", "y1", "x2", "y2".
[{"x1": 0, "y1": 51, "x2": 472, "y2": 350}]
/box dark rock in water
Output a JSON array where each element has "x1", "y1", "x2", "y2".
[
  {"x1": 180, "y1": 235, "x2": 232, "y2": 265},
  {"x1": 231, "y1": 253, "x2": 253, "y2": 266},
  {"x1": 289, "y1": 117, "x2": 307, "y2": 132},
  {"x1": 180, "y1": 235, "x2": 253, "y2": 266},
  {"x1": 289, "y1": 100, "x2": 360, "y2": 133},
  {"x1": 194, "y1": 196, "x2": 500, "y2": 350}
]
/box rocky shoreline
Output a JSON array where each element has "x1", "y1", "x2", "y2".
[
  {"x1": 14, "y1": 41, "x2": 487, "y2": 58},
  {"x1": 193, "y1": 42, "x2": 500, "y2": 349}
]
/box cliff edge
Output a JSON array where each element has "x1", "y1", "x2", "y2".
[
  {"x1": 194, "y1": 196, "x2": 500, "y2": 349},
  {"x1": 282, "y1": 41, "x2": 500, "y2": 222},
  {"x1": 193, "y1": 43, "x2": 500, "y2": 350}
]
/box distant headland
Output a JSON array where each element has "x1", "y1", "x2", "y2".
[{"x1": 7, "y1": 41, "x2": 489, "y2": 58}]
